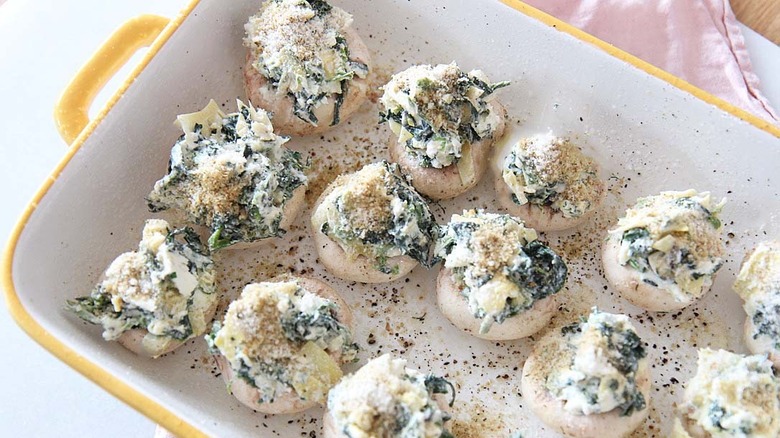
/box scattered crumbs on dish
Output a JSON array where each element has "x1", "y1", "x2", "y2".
[
  {"x1": 628, "y1": 404, "x2": 662, "y2": 438},
  {"x1": 303, "y1": 120, "x2": 384, "y2": 203},
  {"x1": 545, "y1": 198, "x2": 620, "y2": 271},
  {"x1": 548, "y1": 280, "x2": 599, "y2": 328},
  {"x1": 367, "y1": 63, "x2": 394, "y2": 103},
  {"x1": 449, "y1": 404, "x2": 512, "y2": 437}
]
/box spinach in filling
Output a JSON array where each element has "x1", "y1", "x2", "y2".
[
  {"x1": 147, "y1": 101, "x2": 308, "y2": 251},
  {"x1": 683, "y1": 349, "x2": 780, "y2": 437},
  {"x1": 320, "y1": 162, "x2": 438, "y2": 273},
  {"x1": 434, "y1": 211, "x2": 567, "y2": 333},
  {"x1": 551, "y1": 311, "x2": 647, "y2": 417},
  {"x1": 752, "y1": 299, "x2": 780, "y2": 350},
  {"x1": 67, "y1": 225, "x2": 214, "y2": 343},
  {"x1": 424, "y1": 375, "x2": 456, "y2": 407},
  {"x1": 379, "y1": 64, "x2": 508, "y2": 168},
  {"x1": 500, "y1": 135, "x2": 603, "y2": 219},
  {"x1": 385, "y1": 374, "x2": 456, "y2": 438},
  {"x1": 279, "y1": 294, "x2": 359, "y2": 361},
  {"x1": 328, "y1": 355, "x2": 454, "y2": 438},
  {"x1": 504, "y1": 150, "x2": 561, "y2": 207},
  {"x1": 248, "y1": 0, "x2": 369, "y2": 126},
  {"x1": 617, "y1": 194, "x2": 724, "y2": 297}
]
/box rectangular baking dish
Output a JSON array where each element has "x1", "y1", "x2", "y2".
[{"x1": 3, "y1": 0, "x2": 779, "y2": 437}]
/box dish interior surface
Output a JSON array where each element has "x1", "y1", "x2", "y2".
[{"x1": 10, "y1": 0, "x2": 780, "y2": 436}]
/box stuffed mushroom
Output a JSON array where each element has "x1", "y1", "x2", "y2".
[
  {"x1": 433, "y1": 210, "x2": 567, "y2": 340},
  {"x1": 733, "y1": 240, "x2": 780, "y2": 369},
  {"x1": 311, "y1": 161, "x2": 437, "y2": 283},
  {"x1": 243, "y1": 0, "x2": 371, "y2": 136},
  {"x1": 323, "y1": 354, "x2": 455, "y2": 438},
  {"x1": 67, "y1": 219, "x2": 217, "y2": 358},
  {"x1": 380, "y1": 63, "x2": 508, "y2": 200},
  {"x1": 206, "y1": 277, "x2": 358, "y2": 414},
  {"x1": 522, "y1": 309, "x2": 650, "y2": 438},
  {"x1": 496, "y1": 133, "x2": 604, "y2": 231},
  {"x1": 674, "y1": 349, "x2": 780, "y2": 438},
  {"x1": 147, "y1": 99, "x2": 308, "y2": 251},
  {"x1": 602, "y1": 190, "x2": 725, "y2": 312}
]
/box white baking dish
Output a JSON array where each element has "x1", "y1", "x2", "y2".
[{"x1": 3, "y1": 0, "x2": 779, "y2": 436}]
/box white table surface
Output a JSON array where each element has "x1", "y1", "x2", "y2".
[{"x1": 0, "y1": 1, "x2": 777, "y2": 437}]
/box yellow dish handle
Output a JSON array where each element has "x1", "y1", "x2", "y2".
[{"x1": 54, "y1": 15, "x2": 170, "y2": 145}]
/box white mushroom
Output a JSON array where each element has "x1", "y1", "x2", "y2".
[
  {"x1": 323, "y1": 354, "x2": 454, "y2": 438},
  {"x1": 433, "y1": 210, "x2": 567, "y2": 340},
  {"x1": 66, "y1": 219, "x2": 218, "y2": 358},
  {"x1": 733, "y1": 241, "x2": 780, "y2": 369},
  {"x1": 522, "y1": 310, "x2": 650, "y2": 438},
  {"x1": 601, "y1": 190, "x2": 725, "y2": 312},
  {"x1": 208, "y1": 277, "x2": 357, "y2": 414},
  {"x1": 310, "y1": 162, "x2": 436, "y2": 283},
  {"x1": 675, "y1": 349, "x2": 780, "y2": 437},
  {"x1": 495, "y1": 134, "x2": 604, "y2": 232}
]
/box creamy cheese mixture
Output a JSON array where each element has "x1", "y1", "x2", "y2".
[
  {"x1": 206, "y1": 279, "x2": 358, "y2": 404},
  {"x1": 679, "y1": 349, "x2": 780, "y2": 437},
  {"x1": 313, "y1": 161, "x2": 437, "y2": 274},
  {"x1": 433, "y1": 210, "x2": 567, "y2": 334},
  {"x1": 734, "y1": 241, "x2": 780, "y2": 359},
  {"x1": 380, "y1": 63, "x2": 507, "y2": 169},
  {"x1": 245, "y1": 0, "x2": 369, "y2": 126},
  {"x1": 545, "y1": 310, "x2": 647, "y2": 416},
  {"x1": 328, "y1": 354, "x2": 454, "y2": 438},
  {"x1": 147, "y1": 99, "x2": 308, "y2": 250},
  {"x1": 67, "y1": 219, "x2": 216, "y2": 351},
  {"x1": 501, "y1": 133, "x2": 603, "y2": 218},
  {"x1": 609, "y1": 189, "x2": 725, "y2": 303}
]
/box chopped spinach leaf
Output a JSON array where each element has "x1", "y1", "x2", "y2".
[
  {"x1": 207, "y1": 226, "x2": 233, "y2": 251},
  {"x1": 507, "y1": 240, "x2": 568, "y2": 302},
  {"x1": 424, "y1": 375, "x2": 456, "y2": 407},
  {"x1": 305, "y1": 0, "x2": 332, "y2": 16},
  {"x1": 752, "y1": 301, "x2": 780, "y2": 349}
]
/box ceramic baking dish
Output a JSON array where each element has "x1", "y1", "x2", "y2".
[{"x1": 3, "y1": 0, "x2": 779, "y2": 436}]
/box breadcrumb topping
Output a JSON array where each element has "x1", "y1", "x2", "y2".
[
  {"x1": 502, "y1": 133, "x2": 603, "y2": 218},
  {"x1": 334, "y1": 163, "x2": 394, "y2": 233},
  {"x1": 246, "y1": 0, "x2": 351, "y2": 69}
]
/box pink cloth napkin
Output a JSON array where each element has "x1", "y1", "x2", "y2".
[{"x1": 524, "y1": 0, "x2": 779, "y2": 124}]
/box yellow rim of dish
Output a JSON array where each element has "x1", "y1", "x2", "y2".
[
  {"x1": 2, "y1": 1, "x2": 778, "y2": 437},
  {"x1": 1, "y1": 0, "x2": 208, "y2": 437}
]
